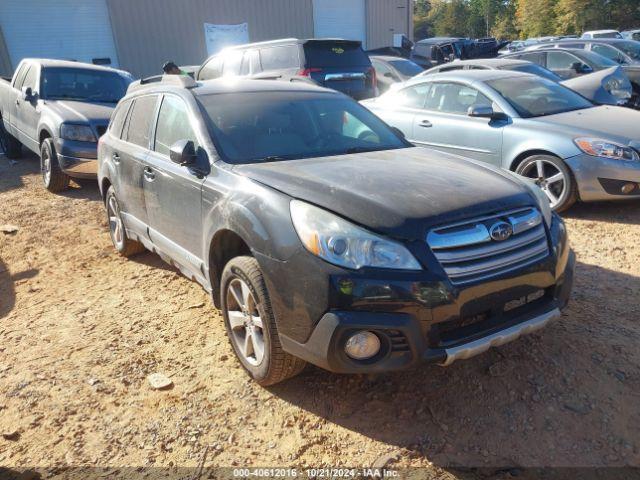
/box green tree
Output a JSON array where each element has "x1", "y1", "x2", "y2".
[
  {"x1": 428, "y1": 0, "x2": 470, "y2": 37},
  {"x1": 516, "y1": 0, "x2": 557, "y2": 38}
]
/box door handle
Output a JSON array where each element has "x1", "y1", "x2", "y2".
[
  {"x1": 419, "y1": 119, "x2": 433, "y2": 128},
  {"x1": 143, "y1": 167, "x2": 155, "y2": 181},
  {"x1": 112, "y1": 152, "x2": 121, "y2": 164}
]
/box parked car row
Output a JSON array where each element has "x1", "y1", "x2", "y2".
[{"x1": 4, "y1": 35, "x2": 640, "y2": 385}]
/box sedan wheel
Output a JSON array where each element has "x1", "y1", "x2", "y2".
[
  {"x1": 226, "y1": 278, "x2": 265, "y2": 366},
  {"x1": 515, "y1": 154, "x2": 577, "y2": 212}
]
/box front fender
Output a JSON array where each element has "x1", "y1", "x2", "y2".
[{"x1": 502, "y1": 124, "x2": 582, "y2": 169}]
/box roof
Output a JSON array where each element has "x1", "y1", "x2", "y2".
[
  {"x1": 20, "y1": 58, "x2": 128, "y2": 74},
  {"x1": 405, "y1": 69, "x2": 531, "y2": 86},
  {"x1": 583, "y1": 29, "x2": 620, "y2": 34},
  {"x1": 439, "y1": 58, "x2": 529, "y2": 68},
  {"x1": 369, "y1": 55, "x2": 415, "y2": 62},
  {"x1": 216, "y1": 37, "x2": 360, "y2": 53},
  {"x1": 416, "y1": 37, "x2": 466, "y2": 44},
  {"x1": 127, "y1": 76, "x2": 336, "y2": 97}
]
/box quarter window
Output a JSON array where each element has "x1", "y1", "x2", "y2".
[
  {"x1": 154, "y1": 96, "x2": 199, "y2": 156},
  {"x1": 198, "y1": 56, "x2": 223, "y2": 80},
  {"x1": 260, "y1": 45, "x2": 299, "y2": 70},
  {"x1": 109, "y1": 99, "x2": 132, "y2": 139},
  {"x1": 125, "y1": 95, "x2": 158, "y2": 148}
]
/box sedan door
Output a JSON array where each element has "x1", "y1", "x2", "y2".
[
  {"x1": 143, "y1": 94, "x2": 206, "y2": 278},
  {"x1": 410, "y1": 82, "x2": 504, "y2": 166}
]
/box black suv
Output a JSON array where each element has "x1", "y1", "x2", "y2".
[
  {"x1": 98, "y1": 75, "x2": 574, "y2": 385},
  {"x1": 196, "y1": 38, "x2": 377, "y2": 100}
]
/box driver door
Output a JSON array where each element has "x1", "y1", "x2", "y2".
[
  {"x1": 144, "y1": 94, "x2": 207, "y2": 277},
  {"x1": 410, "y1": 82, "x2": 504, "y2": 166}
]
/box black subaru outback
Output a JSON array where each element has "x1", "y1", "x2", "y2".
[{"x1": 98, "y1": 75, "x2": 574, "y2": 385}]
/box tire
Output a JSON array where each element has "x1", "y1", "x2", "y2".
[
  {"x1": 220, "y1": 256, "x2": 306, "y2": 386},
  {"x1": 4, "y1": 132, "x2": 22, "y2": 159},
  {"x1": 105, "y1": 186, "x2": 146, "y2": 257},
  {"x1": 515, "y1": 154, "x2": 577, "y2": 212},
  {"x1": 40, "y1": 138, "x2": 70, "y2": 192}
]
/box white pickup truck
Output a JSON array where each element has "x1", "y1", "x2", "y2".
[{"x1": 0, "y1": 58, "x2": 133, "y2": 192}]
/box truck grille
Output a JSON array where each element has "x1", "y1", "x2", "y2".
[{"x1": 427, "y1": 208, "x2": 549, "y2": 285}]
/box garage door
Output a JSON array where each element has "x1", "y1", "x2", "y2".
[
  {"x1": 313, "y1": 0, "x2": 367, "y2": 48},
  {"x1": 0, "y1": 0, "x2": 119, "y2": 70}
]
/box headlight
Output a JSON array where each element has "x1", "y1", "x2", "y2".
[
  {"x1": 524, "y1": 179, "x2": 553, "y2": 225},
  {"x1": 60, "y1": 124, "x2": 96, "y2": 142},
  {"x1": 290, "y1": 200, "x2": 421, "y2": 270},
  {"x1": 575, "y1": 137, "x2": 639, "y2": 162},
  {"x1": 604, "y1": 77, "x2": 632, "y2": 100}
]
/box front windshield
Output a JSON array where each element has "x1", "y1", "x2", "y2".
[
  {"x1": 487, "y1": 76, "x2": 593, "y2": 118},
  {"x1": 506, "y1": 64, "x2": 561, "y2": 82},
  {"x1": 198, "y1": 92, "x2": 408, "y2": 164},
  {"x1": 41, "y1": 68, "x2": 131, "y2": 103},
  {"x1": 388, "y1": 59, "x2": 424, "y2": 77},
  {"x1": 615, "y1": 41, "x2": 640, "y2": 61}
]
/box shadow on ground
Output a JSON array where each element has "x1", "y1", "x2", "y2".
[
  {"x1": 270, "y1": 261, "x2": 640, "y2": 468},
  {"x1": 564, "y1": 200, "x2": 640, "y2": 225},
  {"x1": 0, "y1": 257, "x2": 39, "y2": 319}
]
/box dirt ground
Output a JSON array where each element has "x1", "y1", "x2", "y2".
[{"x1": 1, "y1": 151, "x2": 639, "y2": 478}]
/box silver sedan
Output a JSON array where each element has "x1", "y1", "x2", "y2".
[{"x1": 362, "y1": 70, "x2": 640, "y2": 211}]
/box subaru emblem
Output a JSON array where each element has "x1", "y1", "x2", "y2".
[{"x1": 489, "y1": 221, "x2": 513, "y2": 242}]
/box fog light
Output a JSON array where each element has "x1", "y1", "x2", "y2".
[
  {"x1": 621, "y1": 183, "x2": 636, "y2": 194},
  {"x1": 344, "y1": 331, "x2": 381, "y2": 360}
]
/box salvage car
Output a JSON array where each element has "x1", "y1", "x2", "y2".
[
  {"x1": 362, "y1": 70, "x2": 640, "y2": 211},
  {"x1": 98, "y1": 75, "x2": 574, "y2": 385},
  {"x1": 0, "y1": 59, "x2": 133, "y2": 191},
  {"x1": 370, "y1": 55, "x2": 424, "y2": 92},
  {"x1": 196, "y1": 38, "x2": 377, "y2": 100},
  {"x1": 420, "y1": 57, "x2": 632, "y2": 106}
]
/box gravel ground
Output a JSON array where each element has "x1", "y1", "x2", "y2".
[{"x1": 0, "y1": 152, "x2": 639, "y2": 478}]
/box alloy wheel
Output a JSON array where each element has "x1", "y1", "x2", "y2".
[
  {"x1": 226, "y1": 278, "x2": 265, "y2": 366},
  {"x1": 41, "y1": 149, "x2": 51, "y2": 186},
  {"x1": 519, "y1": 158, "x2": 566, "y2": 210},
  {"x1": 107, "y1": 195, "x2": 124, "y2": 248}
]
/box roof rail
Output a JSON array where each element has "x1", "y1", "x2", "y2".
[{"x1": 127, "y1": 74, "x2": 197, "y2": 93}]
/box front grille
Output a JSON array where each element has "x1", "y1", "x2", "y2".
[{"x1": 427, "y1": 208, "x2": 549, "y2": 285}]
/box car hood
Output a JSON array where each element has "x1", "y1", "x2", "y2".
[
  {"x1": 234, "y1": 147, "x2": 535, "y2": 241},
  {"x1": 531, "y1": 105, "x2": 640, "y2": 145},
  {"x1": 44, "y1": 100, "x2": 116, "y2": 124}
]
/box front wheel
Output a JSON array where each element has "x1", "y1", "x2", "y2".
[
  {"x1": 221, "y1": 256, "x2": 306, "y2": 386},
  {"x1": 515, "y1": 154, "x2": 577, "y2": 212},
  {"x1": 40, "y1": 138, "x2": 70, "y2": 192}
]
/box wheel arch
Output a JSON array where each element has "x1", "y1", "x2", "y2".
[
  {"x1": 38, "y1": 126, "x2": 54, "y2": 146},
  {"x1": 509, "y1": 149, "x2": 563, "y2": 171},
  {"x1": 208, "y1": 229, "x2": 252, "y2": 309}
]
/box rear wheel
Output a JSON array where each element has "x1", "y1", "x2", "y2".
[
  {"x1": 515, "y1": 154, "x2": 577, "y2": 212},
  {"x1": 40, "y1": 138, "x2": 70, "y2": 192},
  {"x1": 105, "y1": 186, "x2": 145, "y2": 257},
  {"x1": 221, "y1": 256, "x2": 306, "y2": 386}
]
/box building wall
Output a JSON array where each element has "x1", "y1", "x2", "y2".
[
  {"x1": 106, "y1": 0, "x2": 315, "y2": 78},
  {"x1": 0, "y1": 26, "x2": 14, "y2": 77},
  {"x1": 366, "y1": 0, "x2": 413, "y2": 50}
]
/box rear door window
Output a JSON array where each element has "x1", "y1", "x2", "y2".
[
  {"x1": 547, "y1": 51, "x2": 581, "y2": 69},
  {"x1": 154, "y1": 95, "x2": 199, "y2": 156},
  {"x1": 425, "y1": 83, "x2": 492, "y2": 115},
  {"x1": 303, "y1": 41, "x2": 369, "y2": 68},
  {"x1": 516, "y1": 52, "x2": 545, "y2": 66},
  {"x1": 12, "y1": 63, "x2": 28, "y2": 89},
  {"x1": 260, "y1": 45, "x2": 299, "y2": 70},
  {"x1": 125, "y1": 95, "x2": 158, "y2": 148},
  {"x1": 380, "y1": 83, "x2": 431, "y2": 109}
]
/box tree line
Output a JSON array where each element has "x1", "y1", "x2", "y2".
[{"x1": 414, "y1": 0, "x2": 640, "y2": 40}]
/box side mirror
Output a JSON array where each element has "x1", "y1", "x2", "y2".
[
  {"x1": 21, "y1": 86, "x2": 34, "y2": 101},
  {"x1": 468, "y1": 105, "x2": 495, "y2": 119},
  {"x1": 390, "y1": 126, "x2": 405, "y2": 139},
  {"x1": 169, "y1": 139, "x2": 197, "y2": 166}
]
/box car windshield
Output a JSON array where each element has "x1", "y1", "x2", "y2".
[
  {"x1": 487, "y1": 76, "x2": 593, "y2": 118},
  {"x1": 578, "y1": 49, "x2": 618, "y2": 68},
  {"x1": 198, "y1": 91, "x2": 408, "y2": 164},
  {"x1": 41, "y1": 67, "x2": 131, "y2": 103},
  {"x1": 615, "y1": 41, "x2": 640, "y2": 60},
  {"x1": 388, "y1": 59, "x2": 424, "y2": 77},
  {"x1": 505, "y1": 64, "x2": 562, "y2": 82}
]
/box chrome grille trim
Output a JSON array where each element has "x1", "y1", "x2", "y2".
[{"x1": 427, "y1": 208, "x2": 550, "y2": 285}]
